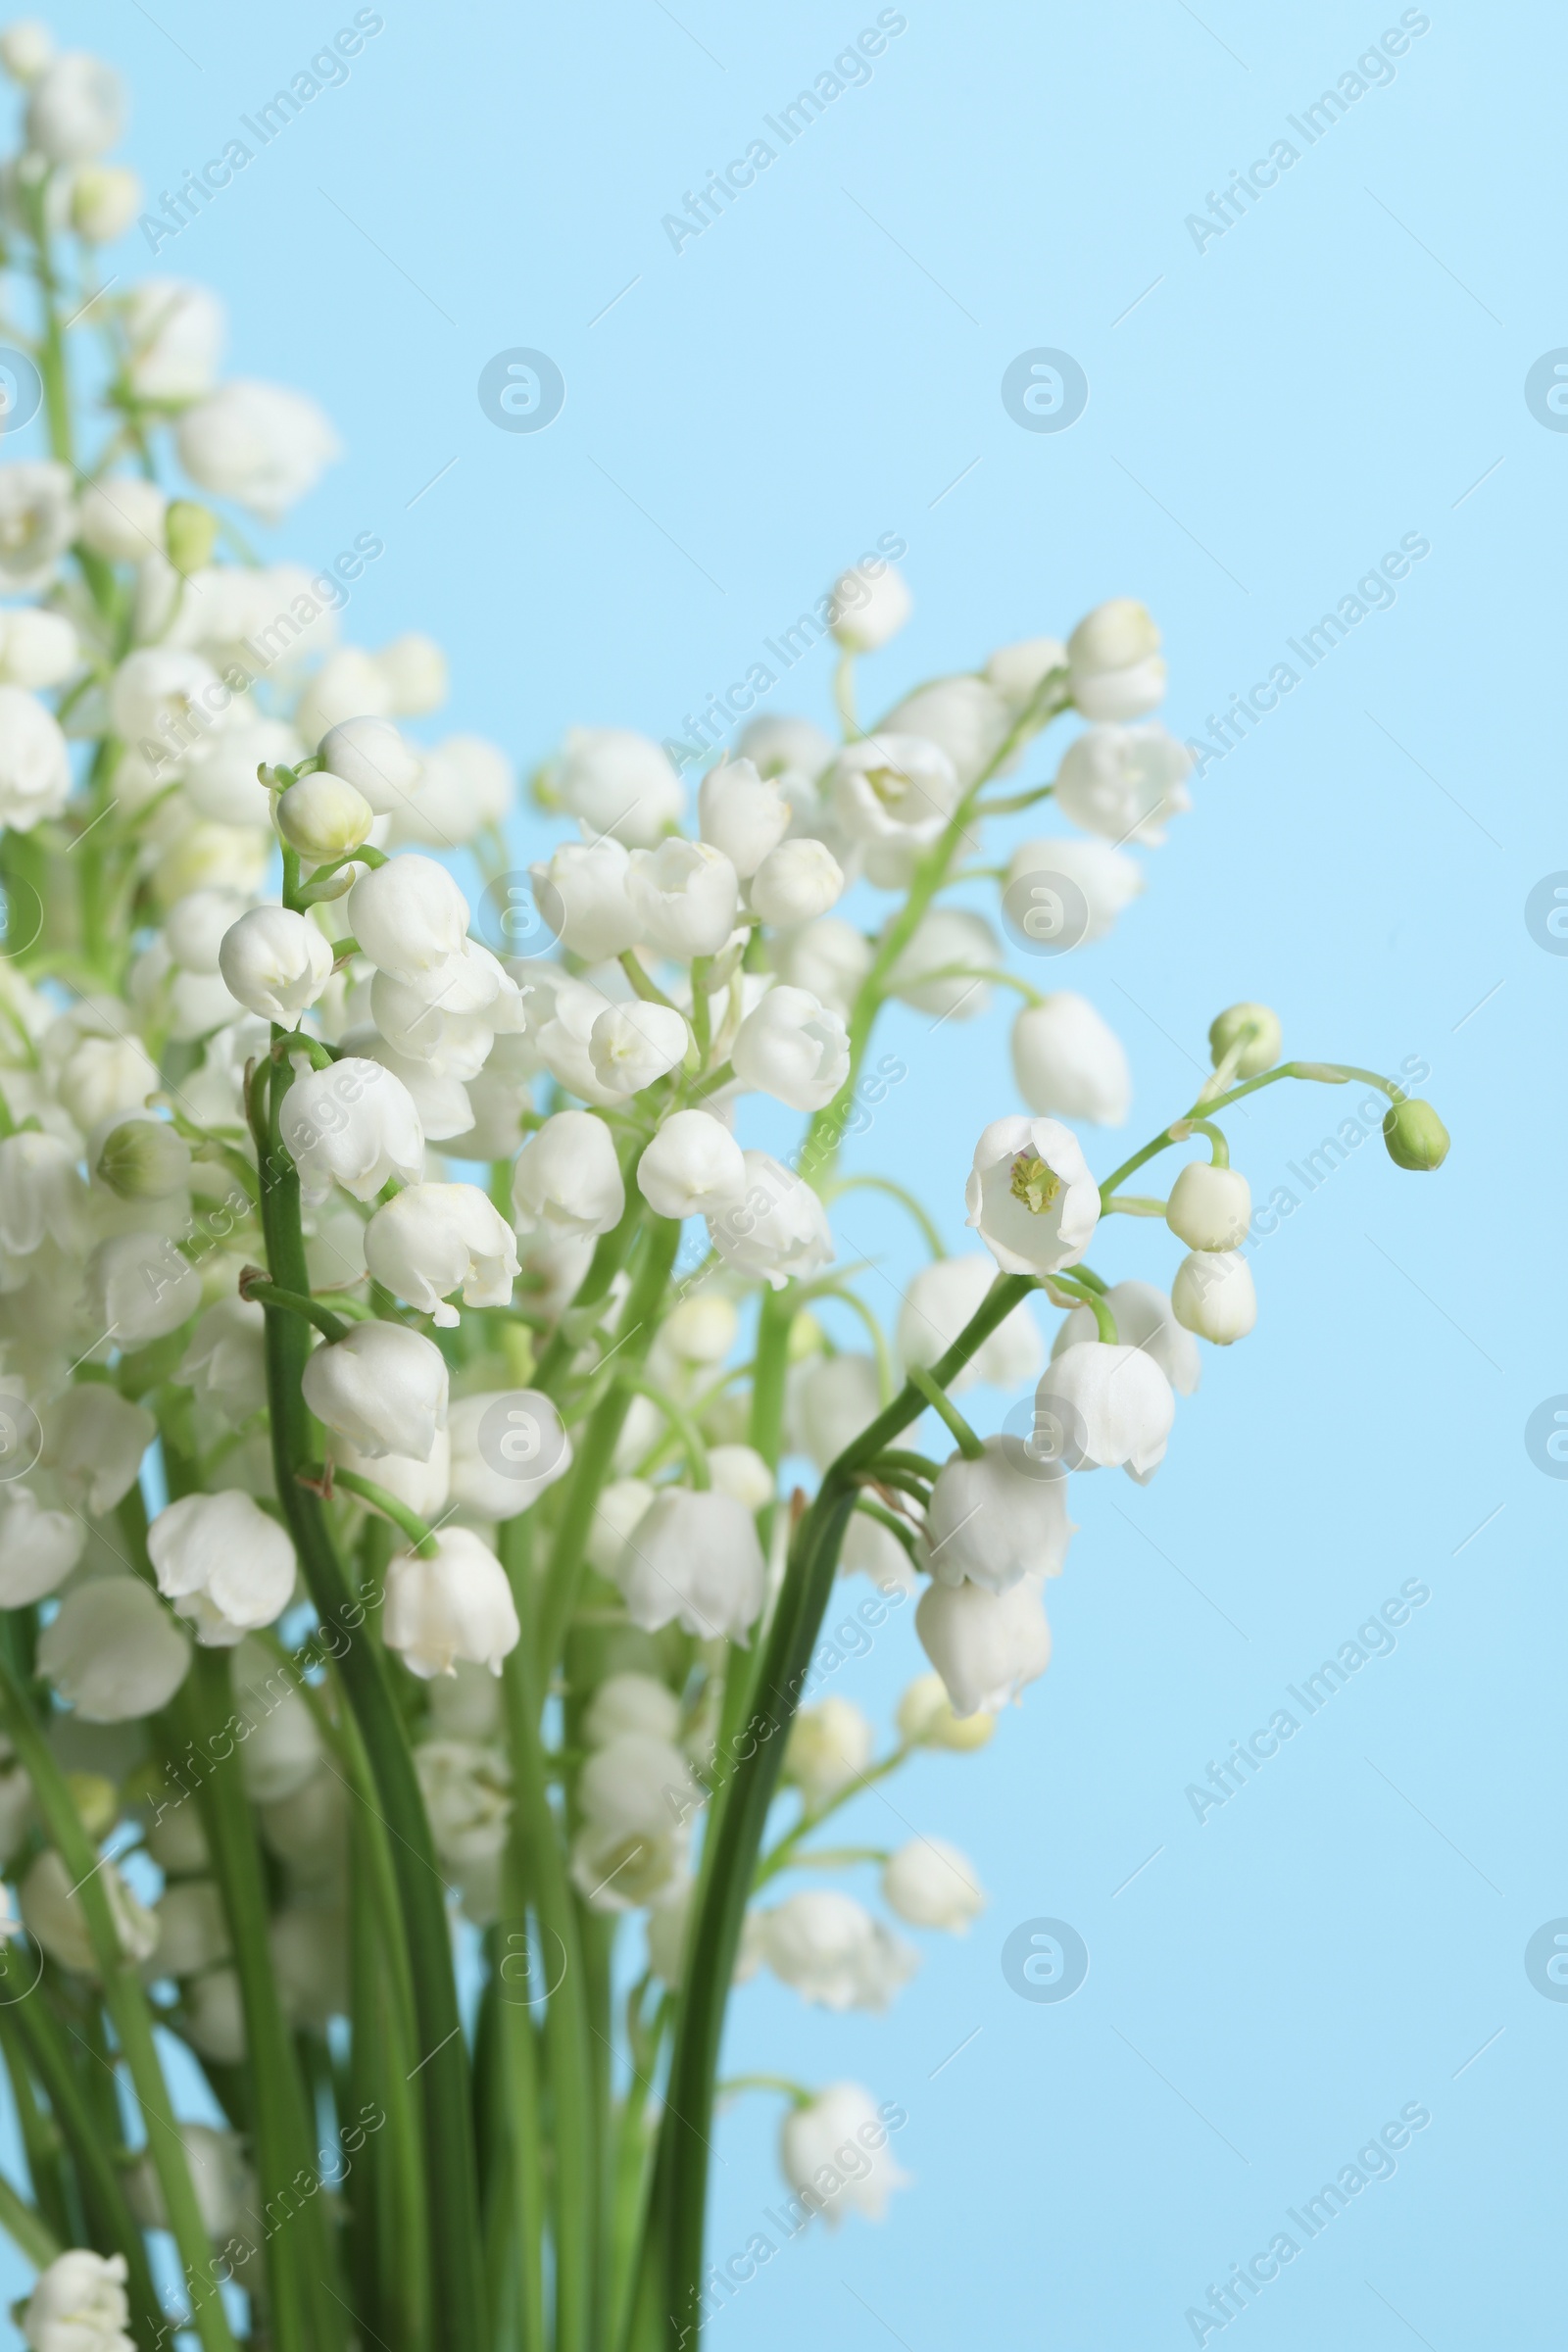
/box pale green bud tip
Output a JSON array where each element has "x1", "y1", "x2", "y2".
[
  {"x1": 1382, "y1": 1099, "x2": 1449, "y2": 1172},
  {"x1": 95, "y1": 1117, "x2": 189, "y2": 1200},
  {"x1": 65, "y1": 1772, "x2": 119, "y2": 1840},
  {"x1": 165, "y1": 500, "x2": 219, "y2": 575},
  {"x1": 1208, "y1": 1002, "x2": 1281, "y2": 1077},
  {"x1": 275, "y1": 772, "x2": 374, "y2": 861}
]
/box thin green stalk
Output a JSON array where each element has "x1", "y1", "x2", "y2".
[
  {"x1": 1098, "y1": 1058, "x2": 1380, "y2": 1199},
  {"x1": 0, "y1": 2164, "x2": 59, "y2": 2271},
  {"x1": 906, "y1": 1364, "x2": 985, "y2": 1459},
  {"x1": 491, "y1": 1928, "x2": 546, "y2": 2352}
]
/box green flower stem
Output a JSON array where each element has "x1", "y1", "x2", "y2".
[
  {"x1": 707, "y1": 1283, "x2": 800, "y2": 1801},
  {"x1": 907, "y1": 1364, "x2": 985, "y2": 1459},
  {"x1": 499, "y1": 1513, "x2": 594, "y2": 2352},
  {"x1": 618, "y1": 953, "x2": 680, "y2": 1012},
  {"x1": 715, "y1": 2074, "x2": 813, "y2": 2108},
  {"x1": 821, "y1": 1173, "x2": 946, "y2": 1259},
  {"x1": 491, "y1": 1919, "x2": 546, "y2": 2352},
  {"x1": 1098, "y1": 1059, "x2": 1382, "y2": 1200},
  {"x1": 0, "y1": 2163, "x2": 58, "y2": 2271},
  {"x1": 1050, "y1": 1274, "x2": 1119, "y2": 1346},
  {"x1": 0, "y1": 2012, "x2": 74, "y2": 2250},
  {"x1": 304, "y1": 1462, "x2": 440, "y2": 1556},
  {"x1": 535, "y1": 1213, "x2": 681, "y2": 1680},
  {"x1": 808, "y1": 1286, "x2": 897, "y2": 1403},
  {"x1": 851, "y1": 1497, "x2": 918, "y2": 1557},
  {"x1": 620, "y1": 1375, "x2": 710, "y2": 1488},
  {"x1": 650, "y1": 1273, "x2": 1035, "y2": 2344},
  {"x1": 1100, "y1": 1194, "x2": 1167, "y2": 1217},
  {"x1": 238, "y1": 1271, "x2": 348, "y2": 1345},
  {"x1": 0, "y1": 1661, "x2": 240, "y2": 2352},
  {"x1": 611, "y1": 1988, "x2": 671, "y2": 2352},
  {"x1": 251, "y1": 1053, "x2": 485, "y2": 2352}
]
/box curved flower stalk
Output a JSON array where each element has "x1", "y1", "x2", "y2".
[{"x1": 0, "y1": 25, "x2": 1450, "y2": 2352}]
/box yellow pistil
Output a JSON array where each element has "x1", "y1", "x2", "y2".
[{"x1": 1009, "y1": 1152, "x2": 1061, "y2": 1216}]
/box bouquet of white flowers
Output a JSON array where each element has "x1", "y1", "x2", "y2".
[{"x1": 0, "y1": 25, "x2": 1449, "y2": 2352}]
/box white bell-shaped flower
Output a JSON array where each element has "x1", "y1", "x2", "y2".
[
  {"x1": 779, "y1": 2082, "x2": 910, "y2": 2227},
  {"x1": 697, "y1": 757, "x2": 790, "y2": 877},
  {"x1": 318, "y1": 715, "x2": 423, "y2": 815},
  {"x1": 882, "y1": 1837, "x2": 985, "y2": 1932},
  {"x1": 1166, "y1": 1160, "x2": 1251, "y2": 1250},
  {"x1": 785, "y1": 1697, "x2": 875, "y2": 1808},
  {"x1": 1053, "y1": 722, "x2": 1191, "y2": 846},
  {"x1": 830, "y1": 561, "x2": 912, "y2": 653},
  {"x1": 771, "y1": 913, "x2": 873, "y2": 1014},
  {"x1": 985, "y1": 634, "x2": 1067, "y2": 710},
  {"x1": 917, "y1": 1437, "x2": 1074, "y2": 1592},
  {"x1": 274, "y1": 770, "x2": 374, "y2": 862},
  {"x1": 447, "y1": 1389, "x2": 572, "y2": 1520},
  {"x1": 177, "y1": 1295, "x2": 270, "y2": 1423},
  {"x1": 731, "y1": 985, "x2": 849, "y2": 1112},
  {"x1": 826, "y1": 733, "x2": 961, "y2": 886},
  {"x1": 789, "y1": 1351, "x2": 881, "y2": 1472},
  {"x1": 0, "y1": 1129, "x2": 86, "y2": 1264},
  {"x1": 965, "y1": 1115, "x2": 1100, "y2": 1277},
  {"x1": 0, "y1": 1486, "x2": 84, "y2": 1604},
  {"x1": 40, "y1": 1388, "x2": 154, "y2": 1515},
  {"x1": 175, "y1": 380, "x2": 340, "y2": 520},
  {"x1": 554, "y1": 726, "x2": 684, "y2": 846},
  {"x1": 614, "y1": 1488, "x2": 766, "y2": 1642},
  {"x1": 749, "y1": 837, "x2": 844, "y2": 927},
  {"x1": 25, "y1": 50, "x2": 123, "y2": 160},
  {"x1": 87, "y1": 1231, "x2": 202, "y2": 1346},
  {"x1": 759, "y1": 1889, "x2": 916, "y2": 2012},
  {"x1": 583, "y1": 1672, "x2": 682, "y2": 1748},
  {"x1": 384, "y1": 1527, "x2": 519, "y2": 1679},
  {"x1": 300, "y1": 1320, "x2": 449, "y2": 1461},
  {"x1": 22, "y1": 1849, "x2": 158, "y2": 1978},
  {"x1": 512, "y1": 1109, "x2": 624, "y2": 1239},
  {"x1": 37, "y1": 1579, "x2": 191, "y2": 1721},
  {"x1": 0, "y1": 684, "x2": 71, "y2": 831},
  {"x1": 636, "y1": 1108, "x2": 745, "y2": 1221},
  {"x1": 1004, "y1": 833, "x2": 1143, "y2": 948},
  {"x1": 330, "y1": 1426, "x2": 452, "y2": 1523},
  {"x1": 915, "y1": 1573, "x2": 1052, "y2": 1717},
  {"x1": 878, "y1": 676, "x2": 1013, "y2": 790},
  {"x1": 897, "y1": 1253, "x2": 1042, "y2": 1396},
  {"x1": 626, "y1": 839, "x2": 739, "y2": 959},
  {"x1": 279, "y1": 1056, "x2": 423, "y2": 1201},
  {"x1": 148, "y1": 1490, "x2": 297, "y2": 1643},
  {"x1": 1171, "y1": 1249, "x2": 1256, "y2": 1344},
  {"x1": 21, "y1": 2249, "x2": 136, "y2": 2352},
  {"x1": 218, "y1": 906, "x2": 334, "y2": 1023},
  {"x1": 1051, "y1": 1277, "x2": 1200, "y2": 1396},
  {"x1": 588, "y1": 1000, "x2": 690, "y2": 1095},
  {"x1": 709, "y1": 1151, "x2": 832, "y2": 1290},
  {"x1": 530, "y1": 837, "x2": 642, "y2": 960},
  {"x1": 886, "y1": 907, "x2": 999, "y2": 1019},
  {"x1": 348, "y1": 854, "x2": 470, "y2": 984},
  {"x1": 365, "y1": 1181, "x2": 519, "y2": 1325},
  {"x1": 1067, "y1": 598, "x2": 1166, "y2": 720},
  {"x1": 1037, "y1": 1340, "x2": 1175, "y2": 1481},
  {"x1": 1010, "y1": 995, "x2": 1130, "y2": 1125}
]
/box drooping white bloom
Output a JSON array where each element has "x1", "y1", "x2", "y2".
[
  {"x1": 839, "y1": 1508, "x2": 918, "y2": 1597},
  {"x1": 662, "y1": 1291, "x2": 738, "y2": 1364},
  {"x1": 1166, "y1": 1160, "x2": 1251, "y2": 1250},
  {"x1": 176, "y1": 380, "x2": 340, "y2": 519},
  {"x1": 882, "y1": 1837, "x2": 985, "y2": 1932},
  {"x1": 148, "y1": 1490, "x2": 297, "y2": 1643},
  {"x1": 0, "y1": 685, "x2": 70, "y2": 829},
  {"x1": 897, "y1": 1253, "x2": 1041, "y2": 1396},
  {"x1": 707, "y1": 1442, "x2": 773, "y2": 1512},
  {"x1": 553, "y1": 726, "x2": 683, "y2": 846},
  {"x1": 70, "y1": 163, "x2": 141, "y2": 242},
  {"x1": 895, "y1": 1672, "x2": 996, "y2": 1749},
  {"x1": 218, "y1": 906, "x2": 334, "y2": 1023},
  {"x1": 0, "y1": 1486, "x2": 84, "y2": 1604},
  {"x1": 709, "y1": 1151, "x2": 832, "y2": 1289},
  {"x1": 985, "y1": 635, "x2": 1068, "y2": 710},
  {"x1": 749, "y1": 837, "x2": 844, "y2": 927},
  {"x1": 830, "y1": 560, "x2": 912, "y2": 652},
  {"x1": 175, "y1": 1295, "x2": 269, "y2": 1423},
  {"x1": 738, "y1": 712, "x2": 835, "y2": 780},
  {"x1": 21, "y1": 1847, "x2": 159, "y2": 1978},
  {"x1": 588, "y1": 1000, "x2": 690, "y2": 1095},
  {"x1": 697, "y1": 757, "x2": 789, "y2": 876},
  {"x1": 109, "y1": 644, "x2": 218, "y2": 750},
  {"x1": 878, "y1": 675, "x2": 1012, "y2": 788},
  {"x1": 790, "y1": 1351, "x2": 882, "y2": 1472},
  {"x1": 280, "y1": 1056, "x2": 424, "y2": 1201},
  {"x1": 1004, "y1": 833, "x2": 1143, "y2": 948},
  {"x1": 1067, "y1": 598, "x2": 1166, "y2": 720},
  {"x1": 1054, "y1": 722, "x2": 1191, "y2": 846},
  {"x1": 915, "y1": 1573, "x2": 1052, "y2": 1716},
  {"x1": 21, "y1": 2249, "x2": 135, "y2": 2352},
  {"x1": 0, "y1": 464, "x2": 75, "y2": 595},
  {"x1": 0, "y1": 608, "x2": 77, "y2": 688},
  {"x1": 88, "y1": 1231, "x2": 202, "y2": 1345},
  {"x1": 760, "y1": 1890, "x2": 916, "y2": 2012},
  {"x1": 636, "y1": 1108, "x2": 744, "y2": 1221},
  {"x1": 386, "y1": 733, "x2": 512, "y2": 848},
  {"x1": 275, "y1": 770, "x2": 374, "y2": 862},
  {"x1": 348, "y1": 854, "x2": 470, "y2": 984},
  {"x1": 731, "y1": 985, "x2": 849, "y2": 1112},
  {"x1": 37, "y1": 1578, "x2": 191, "y2": 1721},
  {"x1": 786, "y1": 1697, "x2": 875, "y2": 1807},
  {"x1": 1051, "y1": 1278, "x2": 1200, "y2": 1396},
  {"x1": 886, "y1": 907, "x2": 1000, "y2": 1019},
  {"x1": 1011, "y1": 995, "x2": 1130, "y2": 1125},
  {"x1": 353, "y1": 1033, "x2": 472, "y2": 1142},
  {"x1": 626, "y1": 839, "x2": 738, "y2": 959},
  {"x1": 613, "y1": 1487, "x2": 766, "y2": 1641},
  {"x1": 178, "y1": 716, "x2": 296, "y2": 826},
  {"x1": 584, "y1": 1671, "x2": 681, "y2": 1747},
  {"x1": 771, "y1": 913, "x2": 873, "y2": 1015},
  {"x1": 571, "y1": 1730, "x2": 696, "y2": 1911},
  {"x1": 78, "y1": 474, "x2": 167, "y2": 562},
  {"x1": 56, "y1": 1030, "x2": 159, "y2": 1133},
  {"x1": 965, "y1": 1115, "x2": 1100, "y2": 1277},
  {"x1": 384, "y1": 1528, "x2": 519, "y2": 1678},
  {"x1": 0, "y1": 1130, "x2": 86, "y2": 1265},
  {"x1": 1036, "y1": 1341, "x2": 1175, "y2": 1481},
  {"x1": 447, "y1": 1389, "x2": 572, "y2": 1520},
  {"x1": 317, "y1": 714, "x2": 422, "y2": 814},
  {"x1": 365, "y1": 1182, "x2": 519, "y2": 1325},
  {"x1": 1171, "y1": 1249, "x2": 1257, "y2": 1344},
  {"x1": 25, "y1": 49, "x2": 123, "y2": 159},
  {"x1": 512, "y1": 1109, "x2": 624, "y2": 1239},
  {"x1": 301, "y1": 1320, "x2": 449, "y2": 1461},
  {"x1": 147, "y1": 1884, "x2": 231, "y2": 1979},
  {"x1": 584, "y1": 1476, "x2": 656, "y2": 1578},
  {"x1": 530, "y1": 836, "x2": 642, "y2": 959},
  {"x1": 122, "y1": 279, "x2": 225, "y2": 401},
  {"x1": 0, "y1": 22, "x2": 52, "y2": 81},
  {"x1": 779, "y1": 2083, "x2": 910, "y2": 2227},
  {"x1": 826, "y1": 733, "x2": 962, "y2": 886},
  {"x1": 917, "y1": 1437, "x2": 1074, "y2": 1592},
  {"x1": 40, "y1": 1387, "x2": 154, "y2": 1514}
]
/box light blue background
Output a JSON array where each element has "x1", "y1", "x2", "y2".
[{"x1": 7, "y1": 2, "x2": 1561, "y2": 2345}]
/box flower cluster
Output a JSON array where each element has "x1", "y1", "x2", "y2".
[{"x1": 0, "y1": 26, "x2": 1448, "y2": 2352}]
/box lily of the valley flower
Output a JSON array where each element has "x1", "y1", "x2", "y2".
[
  {"x1": 1166, "y1": 1159, "x2": 1251, "y2": 1250},
  {"x1": 1010, "y1": 994, "x2": 1130, "y2": 1125},
  {"x1": 512, "y1": 1108, "x2": 625, "y2": 1238},
  {"x1": 384, "y1": 1527, "x2": 519, "y2": 1678},
  {"x1": 709, "y1": 1151, "x2": 833, "y2": 1289},
  {"x1": 148, "y1": 1489, "x2": 297, "y2": 1644},
  {"x1": 1037, "y1": 1341, "x2": 1175, "y2": 1481},
  {"x1": 218, "y1": 905, "x2": 334, "y2": 1023},
  {"x1": 1172, "y1": 1248, "x2": 1257, "y2": 1344},
  {"x1": 965, "y1": 1114, "x2": 1100, "y2": 1277},
  {"x1": 36, "y1": 1578, "x2": 191, "y2": 1722},
  {"x1": 281, "y1": 1055, "x2": 424, "y2": 1202},
  {"x1": 1066, "y1": 597, "x2": 1167, "y2": 720},
  {"x1": 1052, "y1": 1277, "x2": 1200, "y2": 1396},
  {"x1": 759, "y1": 1889, "x2": 916, "y2": 2012},
  {"x1": 917, "y1": 1437, "x2": 1074, "y2": 1592},
  {"x1": 21, "y1": 2249, "x2": 136, "y2": 2352},
  {"x1": 365, "y1": 1181, "x2": 520, "y2": 1325},
  {"x1": 300, "y1": 1320, "x2": 449, "y2": 1461},
  {"x1": 614, "y1": 1488, "x2": 767, "y2": 1642},
  {"x1": 1053, "y1": 721, "x2": 1192, "y2": 846},
  {"x1": 882, "y1": 1837, "x2": 985, "y2": 1932},
  {"x1": 915, "y1": 1573, "x2": 1053, "y2": 1717},
  {"x1": 779, "y1": 2082, "x2": 910, "y2": 2228},
  {"x1": 636, "y1": 1108, "x2": 745, "y2": 1221},
  {"x1": 731, "y1": 985, "x2": 850, "y2": 1113},
  {"x1": 897, "y1": 1253, "x2": 1042, "y2": 1395}
]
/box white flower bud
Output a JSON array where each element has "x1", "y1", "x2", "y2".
[
  {"x1": 709, "y1": 1151, "x2": 832, "y2": 1289},
  {"x1": 894, "y1": 1672, "x2": 996, "y2": 1750},
  {"x1": 738, "y1": 713, "x2": 835, "y2": 779},
  {"x1": 37, "y1": 1578, "x2": 191, "y2": 1721},
  {"x1": 553, "y1": 726, "x2": 683, "y2": 847},
  {"x1": 1208, "y1": 1000, "x2": 1282, "y2": 1077},
  {"x1": 447, "y1": 1389, "x2": 572, "y2": 1521},
  {"x1": 879, "y1": 675, "x2": 1012, "y2": 789},
  {"x1": 882, "y1": 1837, "x2": 985, "y2": 1932},
  {"x1": 88, "y1": 1231, "x2": 202, "y2": 1345},
  {"x1": 826, "y1": 733, "x2": 960, "y2": 880},
  {"x1": 697, "y1": 757, "x2": 789, "y2": 877},
  {"x1": 275, "y1": 770, "x2": 373, "y2": 861},
  {"x1": 965, "y1": 1115, "x2": 1100, "y2": 1277},
  {"x1": 583, "y1": 1671, "x2": 680, "y2": 1747},
  {"x1": 588, "y1": 1000, "x2": 690, "y2": 1095},
  {"x1": 749, "y1": 837, "x2": 844, "y2": 927},
  {"x1": 1051, "y1": 1278, "x2": 1199, "y2": 1397},
  {"x1": 300, "y1": 1320, "x2": 449, "y2": 1462},
  {"x1": 779, "y1": 2083, "x2": 910, "y2": 2226},
  {"x1": 829, "y1": 561, "x2": 911, "y2": 653},
  {"x1": 57, "y1": 1031, "x2": 159, "y2": 1133},
  {"x1": 707, "y1": 1442, "x2": 773, "y2": 1512},
  {"x1": 179, "y1": 718, "x2": 297, "y2": 827},
  {"x1": 384, "y1": 1527, "x2": 519, "y2": 1679},
  {"x1": 91, "y1": 1116, "x2": 188, "y2": 1201},
  {"x1": 1171, "y1": 1248, "x2": 1256, "y2": 1344},
  {"x1": 280, "y1": 1056, "x2": 424, "y2": 1201},
  {"x1": 40, "y1": 1388, "x2": 153, "y2": 1515},
  {"x1": 348, "y1": 853, "x2": 470, "y2": 982},
  {"x1": 1010, "y1": 995, "x2": 1130, "y2": 1125},
  {"x1": 529, "y1": 836, "x2": 641, "y2": 959},
  {"x1": 886, "y1": 907, "x2": 999, "y2": 1019},
  {"x1": 731, "y1": 985, "x2": 849, "y2": 1113},
  {"x1": 770, "y1": 913, "x2": 872, "y2": 1015},
  {"x1": 512, "y1": 1109, "x2": 624, "y2": 1238},
  {"x1": 662, "y1": 1292, "x2": 737, "y2": 1364},
  {"x1": 365, "y1": 1181, "x2": 519, "y2": 1326},
  {"x1": 1054, "y1": 722, "x2": 1191, "y2": 845},
  {"x1": 1067, "y1": 598, "x2": 1166, "y2": 719},
  {"x1": 626, "y1": 839, "x2": 738, "y2": 959},
  {"x1": 614, "y1": 1487, "x2": 766, "y2": 1641},
  {"x1": 21, "y1": 2249, "x2": 135, "y2": 2352},
  {"x1": 0, "y1": 1486, "x2": 84, "y2": 1604},
  {"x1": 1037, "y1": 1341, "x2": 1175, "y2": 1480},
  {"x1": 0, "y1": 1129, "x2": 86, "y2": 1259},
  {"x1": 915, "y1": 1574, "x2": 1052, "y2": 1717},
  {"x1": 985, "y1": 635, "x2": 1068, "y2": 710},
  {"x1": 897, "y1": 1254, "x2": 1041, "y2": 1396},
  {"x1": 918, "y1": 1437, "x2": 1074, "y2": 1592},
  {"x1": 25, "y1": 51, "x2": 123, "y2": 161},
  {"x1": 149, "y1": 1490, "x2": 297, "y2": 1642},
  {"x1": 175, "y1": 381, "x2": 340, "y2": 521},
  {"x1": 0, "y1": 22, "x2": 52, "y2": 82},
  {"x1": 78, "y1": 474, "x2": 167, "y2": 562},
  {"x1": 318, "y1": 715, "x2": 423, "y2": 815},
  {"x1": 70, "y1": 162, "x2": 141, "y2": 242},
  {"x1": 122, "y1": 279, "x2": 224, "y2": 402},
  {"x1": 0, "y1": 463, "x2": 74, "y2": 595},
  {"x1": 178, "y1": 1295, "x2": 269, "y2": 1422},
  {"x1": 584, "y1": 1476, "x2": 655, "y2": 1577},
  {"x1": 1165, "y1": 1160, "x2": 1250, "y2": 1250},
  {"x1": 790, "y1": 1352, "x2": 881, "y2": 1472},
  {"x1": 218, "y1": 906, "x2": 334, "y2": 1023},
  {"x1": 0, "y1": 608, "x2": 77, "y2": 688},
  {"x1": 0, "y1": 684, "x2": 70, "y2": 829},
  {"x1": 1004, "y1": 833, "x2": 1143, "y2": 948},
  {"x1": 636, "y1": 1108, "x2": 744, "y2": 1221},
  {"x1": 785, "y1": 1697, "x2": 874, "y2": 1808},
  {"x1": 760, "y1": 1890, "x2": 916, "y2": 2011}
]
